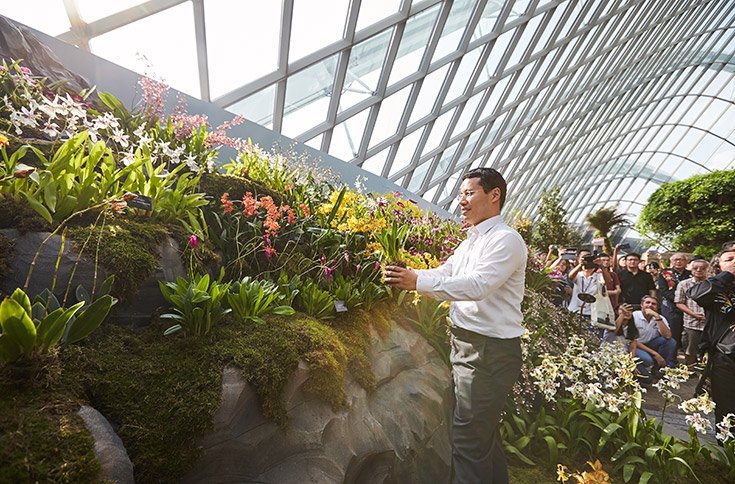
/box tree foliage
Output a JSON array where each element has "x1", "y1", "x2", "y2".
[
  {"x1": 639, "y1": 169, "x2": 735, "y2": 258},
  {"x1": 531, "y1": 187, "x2": 584, "y2": 250},
  {"x1": 585, "y1": 206, "x2": 628, "y2": 255}
]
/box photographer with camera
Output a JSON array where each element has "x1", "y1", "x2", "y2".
[{"x1": 568, "y1": 251, "x2": 612, "y2": 325}]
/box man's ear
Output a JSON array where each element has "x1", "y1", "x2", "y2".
[{"x1": 491, "y1": 187, "x2": 501, "y2": 203}]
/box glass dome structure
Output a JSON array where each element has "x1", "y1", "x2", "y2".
[{"x1": 4, "y1": 0, "x2": 735, "y2": 229}]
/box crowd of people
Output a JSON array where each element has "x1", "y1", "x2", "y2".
[{"x1": 543, "y1": 240, "x2": 735, "y2": 424}]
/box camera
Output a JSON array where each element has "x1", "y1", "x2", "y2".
[
  {"x1": 583, "y1": 254, "x2": 598, "y2": 269},
  {"x1": 561, "y1": 248, "x2": 577, "y2": 260}
]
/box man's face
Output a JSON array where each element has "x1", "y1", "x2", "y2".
[
  {"x1": 457, "y1": 178, "x2": 499, "y2": 226},
  {"x1": 691, "y1": 261, "x2": 708, "y2": 280},
  {"x1": 721, "y1": 251, "x2": 735, "y2": 266},
  {"x1": 671, "y1": 254, "x2": 687, "y2": 270},
  {"x1": 626, "y1": 256, "x2": 640, "y2": 271},
  {"x1": 641, "y1": 297, "x2": 658, "y2": 312},
  {"x1": 599, "y1": 256, "x2": 610, "y2": 268}
]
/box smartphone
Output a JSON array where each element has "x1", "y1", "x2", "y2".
[
  {"x1": 619, "y1": 243, "x2": 630, "y2": 250},
  {"x1": 629, "y1": 304, "x2": 641, "y2": 311}
]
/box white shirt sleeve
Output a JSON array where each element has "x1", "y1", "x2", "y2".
[{"x1": 415, "y1": 230, "x2": 525, "y2": 301}]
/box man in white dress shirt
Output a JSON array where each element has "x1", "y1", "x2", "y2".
[{"x1": 384, "y1": 168, "x2": 526, "y2": 484}]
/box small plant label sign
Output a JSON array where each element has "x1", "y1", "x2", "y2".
[
  {"x1": 334, "y1": 301, "x2": 348, "y2": 312},
  {"x1": 125, "y1": 191, "x2": 153, "y2": 211}
]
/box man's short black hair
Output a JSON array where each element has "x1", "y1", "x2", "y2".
[
  {"x1": 626, "y1": 252, "x2": 641, "y2": 260},
  {"x1": 462, "y1": 167, "x2": 507, "y2": 209}
]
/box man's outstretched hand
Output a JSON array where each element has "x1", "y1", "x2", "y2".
[{"x1": 383, "y1": 265, "x2": 418, "y2": 291}]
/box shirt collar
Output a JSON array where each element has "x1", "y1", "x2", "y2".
[{"x1": 471, "y1": 214, "x2": 503, "y2": 236}]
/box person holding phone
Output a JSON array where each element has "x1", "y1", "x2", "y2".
[{"x1": 617, "y1": 296, "x2": 677, "y2": 375}]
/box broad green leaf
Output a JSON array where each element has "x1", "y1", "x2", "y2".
[
  {"x1": 36, "y1": 308, "x2": 67, "y2": 352},
  {"x1": 65, "y1": 295, "x2": 112, "y2": 344},
  {"x1": 20, "y1": 190, "x2": 52, "y2": 223},
  {"x1": 9, "y1": 288, "x2": 32, "y2": 318},
  {"x1": 99, "y1": 275, "x2": 115, "y2": 297},
  {"x1": 638, "y1": 472, "x2": 653, "y2": 484},
  {"x1": 0, "y1": 299, "x2": 36, "y2": 355},
  {"x1": 43, "y1": 179, "x2": 57, "y2": 211}
]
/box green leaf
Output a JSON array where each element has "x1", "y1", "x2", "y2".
[
  {"x1": 99, "y1": 275, "x2": 115, "y2": 297},
  {"x1": 9, "y1": 288, "x2": 32, "y2": 319},
  {"x1": 36, "y1": 308, "x2": 67, "y2": 352},
  {"x1": 671, "y1": 457, "x2": 700, "y2": 483},
  {"x1": 20, "y1": 190, "x2": 52, "y2": 223},
  {"x1": 43, "y1": 180, "x2": 57, "y2": 212},
  {"x1": 598, "y1": 422, "x2": 623, "y2": 452},
  {"x1": 0, "y1": 298, "x2": 36, "y2": 355},
  {"x1": 163, "y1": 324, "x2": 182, "y2": 335},
  {"x1": 543, "y1": 435, "x2": 558, "y2": 467},
  {"x1": 65, "y1": 295, "x2": 112, "y2": 344},
  {"x1": 638, "y1": 472, "x2": 653, "y2": 484},
  {"x1": 503, "y1": 445, "x2": 535, "y2": 466}
]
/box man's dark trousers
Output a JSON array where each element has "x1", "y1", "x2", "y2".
[
  {"x1": 450, "y1": 326, "x2": 522, "y2": 484},
  {"x1": 661, "y1": 299, "x2": 684, "y2": 347}
]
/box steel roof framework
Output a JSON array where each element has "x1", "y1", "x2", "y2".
[{"x1": 30, "y1": 0, "x2": 735, "y2": 228}]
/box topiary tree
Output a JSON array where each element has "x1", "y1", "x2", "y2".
[
  {"x1": 531, "y1": 186, "x2": 584, "y2": 251},
  {"x1": 585, "y1": 206, "x2": 628, "y2": 255},
  {"x1": 639, "y1": 169, "x2": 735, "y2": 258}
]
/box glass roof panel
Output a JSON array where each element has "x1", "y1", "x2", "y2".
[
  {"x1": 305, "y1": 133, "x2": 324, "y2": 150},
  {"x1": 369, "y1": 84, "x2": 412, "y2": 147},
  {"x1": 388, "y1": 5, "x2": 441, "y2": 86},
  {"x1": 89, "y1": 3, "x2": 200, "y2": 96},
  {"x1": 329, "y1": 108, "x2": 371, "y2": 161},
  {"x1": 505, "y1": 12, "x2": 544, "y2": 68},
  {"x1": 423, "y1": 107, "x2": 457, "y2": 154},
  {"x1": 431, "y1": 0, "x2": 477, "y2": 63},
  {"x1": 390, "y1": 127, "x2": 424, "y2": 176},
  {"x1": 3, "y1": 2, "x2": 70, "y2": 35},
  {"x1": 452, "y1": 91, "x2": 484, "y2": 137},
  {"x1": 226, "y1": 84, "x2": 276, "y2": 129},
  {"x1": 431, "y1": 142, "x2": 461, "y2": 183},
  {"x1": 480, "y1": 27, "x2": 516, "y2": 78},
  {"x1": 361, "y1": 146, "x2": 391, "y2": 175},
  {"x1": 290, "y1": 0, "x2": 349, "y2": 62},
  {"x1": 339, "y1": 28, "x2": 393, "y2": 112},
  {"x1": 206, "y1": 0, "x2": 281, "y2": 98},
  {"x1": 444, "y1": 45, "x2": 483, "y2": 103},
  {"x1": 408, "y1": 64, "x2": 451, "y2": 125},
  {"x1": 355, "y1": 0, "x2": 402, "y2": 32},
  {"x1": 76, "y1": 0, "x2": 147, "y2": 23},
  {"x1": 471, "y1": 0, "x2": 504, "y2": 42},
  {"x1": 407, "y1": 158, "x2": 433, "y2": 192},
  {"x1": 282, "y1": 54, "x2": 339, "y2": 137}
]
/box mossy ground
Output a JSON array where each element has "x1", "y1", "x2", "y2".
[
  {"x1": 0, "y1": 353, "x2": 101, "y2": 484},
  {"x1": 0, "y1": 303, "x2": 391, "y2": 484}
]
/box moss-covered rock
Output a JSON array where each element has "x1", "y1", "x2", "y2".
[
  {"x1": 0, "y1": 196, "x2": 51, "y2": 232},
  {"x1": 199, "y1": 172, "x2": 283, "y2": 207},
  {"x1": 0, "y1": 354, "x2": 101, "y2": 483},
  {"x1": 66, "y1": 216, "x2": 173, "y2": 301},
  {"x1": 0, "y1": 232, "x2": 14, "y2": 283}
]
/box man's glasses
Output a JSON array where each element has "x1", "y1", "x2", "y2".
[{"x1": 456, "y1": 190, "x2": 477, "y2": 202}]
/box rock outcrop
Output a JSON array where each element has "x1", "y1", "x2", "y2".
[
  {"x1": 181, "y1": 324, "x2": 452, "y2": 484},
  {"x1": 0, "y1": 229, "x2": 185, "y2": 325},
  {"x1": 77, "y1": 405, "x2": 135, "y2": 484}
]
